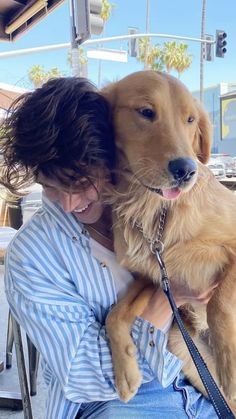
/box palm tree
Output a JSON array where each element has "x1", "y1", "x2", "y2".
[
  {"x1": 137, "y1": 40, "x2": 192, "y2": 76},
  {"x1": 28, "y1": 65, "x2": 45, "y2": 88},
  {"x1": 67, "y1": 47, "x2": 88, "y2": 77},
  {"x1": 174, "y1": 44, "x2": 192, "y2": 78},
  {"x1": 144, "y1": 0, "x2": 150, "y2": 69},
  {"x1": 161, "y1": 42, "x2": 192, "y2": 76},
  {"x1": 138, "y1": 38, "x2": 163, "y2": 71},
  {"x1": 100, "y1": 0, "x2": 114, "y2": 22},
  {"x1": 28, "y1": 65, "x2": 63, "y2": 88},
  {"x1": 161, "y1": 41, "x2": 179, "y2": 73}
]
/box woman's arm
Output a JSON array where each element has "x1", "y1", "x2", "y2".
[{"x1": 5, "y1": 239, "x2": 182, "y2": 404}]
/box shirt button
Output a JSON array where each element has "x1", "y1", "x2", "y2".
[
  {"x1": 149, "y1": 340, "x2": 155, "y2": 347},
  {"x1": 72, "y1": 236, "x2": 77, "y2": 242},
  {"x1": 149, "y1": 326, "x2": 155, "y2": 334},
  {"x1": 100, "y1": 261, "x2": 107, "y2": 268}
]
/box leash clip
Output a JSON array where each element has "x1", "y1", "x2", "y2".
[
  {"x1": 150, "y1": 239, "x2": 164, "y2": 254},
  {"x1": 155, "y1": 249, "x2": 169, "y2": 292}
]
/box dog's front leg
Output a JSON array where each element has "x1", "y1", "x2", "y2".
[
  {"x1": 207, "y1": 262, "x2": 236, "y2": 400},
  {"x1": 106, "y1": 277, "x2": 154, "y2": 402}
]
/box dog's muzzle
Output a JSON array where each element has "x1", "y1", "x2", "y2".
[
  {"x1": 138, "y1": 157, "x2": 198, "y2": 200},
  {"x1": 168, "y1": 158, "x2": 197, "y2": 184}
]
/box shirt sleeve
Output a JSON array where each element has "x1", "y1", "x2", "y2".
[
  {"x1": 5, "y1": 247, "x2": 182, "y2": 404},
  {"x1": 131, "y1": 317, "x2": 183, "y2": 387}
]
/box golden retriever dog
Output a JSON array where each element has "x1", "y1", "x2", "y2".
[{"x1": 102, "y1": 71, "x2": 236, "y2": 409}]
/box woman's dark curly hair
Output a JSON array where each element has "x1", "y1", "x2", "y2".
[{"x1": 0, "y1": 77, "x2": 115, "y2": 193}]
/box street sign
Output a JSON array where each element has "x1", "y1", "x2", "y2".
[
  {"x1": 203, "y1": 34, "x2": 214, "y2": 61},
  {"x1": 87, "y1": 48, "x2": 128, "y2": 62}
]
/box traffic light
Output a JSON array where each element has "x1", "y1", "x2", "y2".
[
  {"x1": 73, "y1": 0, "x2": 104, "y2": 45},
  {"x1": 215, "y1": 30, "x2": 227, "y2": 58}
]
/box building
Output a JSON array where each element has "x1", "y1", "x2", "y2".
[
  {"x1": 0, "y1": 82, "x2": 28, "y2": 120},
  {"x1": 192, "y1": 83, "x2": 236, "y2": 156},
  {"x1": 220, "y1": 90, "x2": 236, "y2": 153},
  {"x1": 0, "y1": 1, "x2": 63, "y2": 42}
]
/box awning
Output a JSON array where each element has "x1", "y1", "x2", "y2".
[{"x1": 0, "y1": 0, "x2": 64, "y2": 42}]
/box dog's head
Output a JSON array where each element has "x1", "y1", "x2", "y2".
[{"x1": 102, "y1": 71, "x2": 212, "y2": 200}]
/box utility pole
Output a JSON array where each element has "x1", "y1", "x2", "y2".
[
  {"x1": 200, "y1": 0, "x2": 206, "y2": 103},
  {"x1": 144, "y1": 0, "x2": 150, "y2": 70},
  {"x1": 69, "y1": 0, "x2": 80, "y2": 76}
]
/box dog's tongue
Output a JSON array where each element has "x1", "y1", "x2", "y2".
[{"x1": 162, "y1": 187, "x2": 181, "y2": 199}]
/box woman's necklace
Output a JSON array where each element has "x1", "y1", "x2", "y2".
[
  {"x1": 86, "y1": 224, "x2": 114, "y2": 251},
  {"x1": 86, "y1": 207, "x2": 114, "y2": 251}
]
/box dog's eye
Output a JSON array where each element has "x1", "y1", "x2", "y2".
[
  {"x1": 137, "y1": 108, "x2": 155, "y2": 120},
  {"x1": 187, "y1": 116, "x2": 195, "y2": 123}
]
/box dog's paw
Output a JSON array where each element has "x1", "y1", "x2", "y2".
[{"x1": 113, "y1": 343, "x2": 142, "y2": 402}]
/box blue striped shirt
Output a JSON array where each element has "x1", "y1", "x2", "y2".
[{"x1": 4, "y1": 196, "x2": 182, "y2": 419}]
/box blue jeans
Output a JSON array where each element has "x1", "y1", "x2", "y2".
[{"x1": 78, "y1": 374, "x2": 217, "y2": 418}]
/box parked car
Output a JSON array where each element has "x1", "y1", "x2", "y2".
[
  {"x1": 210, "y1": 154, "x2": 236, "y2": 177},
  {"x1": 207, "y1": 158, "x2": 226, "y2": 178}
]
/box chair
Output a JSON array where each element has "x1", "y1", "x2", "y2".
[
  {"x1": 6, "y1": 312, "x2": 40, "y2": 396},
  {"x1": 2, "y1": 192, "x2": 42, "y2": 397},
  {"x1": 0, "y1": 226, "x2": 33, "y2": 417},
  {"x1": 10, "y1": 315, "x2": 33, "y2": 418}
]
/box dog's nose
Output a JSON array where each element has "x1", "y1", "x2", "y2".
[{"x1": 168, "y1": 158, "x2": 197, "y2": 182}]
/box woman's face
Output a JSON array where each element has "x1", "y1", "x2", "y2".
[{"x1": 37, "y1": 172, "x2": 106, "y2": 225}]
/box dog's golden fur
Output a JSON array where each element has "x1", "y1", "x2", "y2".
[{"x1": 102, "y1": 71, "x2": 236, "y2": 409}]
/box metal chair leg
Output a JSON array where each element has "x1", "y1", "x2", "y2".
[
  {"x1": 27, "y1": 336, "x2": 40, "y2": 396},
  {"x1": 11, "y1": 316, "x2": 33, "y2": 419},
  {"x1": 0, "y1": 361, "x2": 4, "y2": 373},
  {"x1": 6, "y1": 311, "x2": 14, "y2": 369}
]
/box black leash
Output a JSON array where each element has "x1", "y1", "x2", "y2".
[
  {"x1": 155, "y1": 248, "x2": 235, "y2": 419},
  {"x1": 134, "y1": 205, "x2": 235, "y2": 418}
]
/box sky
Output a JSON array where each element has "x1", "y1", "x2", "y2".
[{"x1": 0, "y1": 0, "x2": 235, "y2": 93}]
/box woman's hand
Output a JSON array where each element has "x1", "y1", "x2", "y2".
[
  {"x1": 140, "y1": 278, "x2": 219, "y2": 330},
  {"x1": 171, "y1": 277, "x2": 220, "y2": 307}
]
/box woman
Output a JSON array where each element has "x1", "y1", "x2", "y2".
[{"x1": 0, "y1": 77, "x2": 217, "y2": 418}]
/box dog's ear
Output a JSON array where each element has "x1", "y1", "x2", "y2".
[
  {"x1": 101, "y1": 82, "x2": 117, "y2": 108},
  {"x1": 193, "y1": 102, "x2": 212, "y2": 164}
]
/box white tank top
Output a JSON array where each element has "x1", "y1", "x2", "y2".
[
  {"x1": 90, "y1": 237, "x2": 134, "y2": 300},
  {"x1": 90, "y1": 237, "x2": 173, "y2": 334}
]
